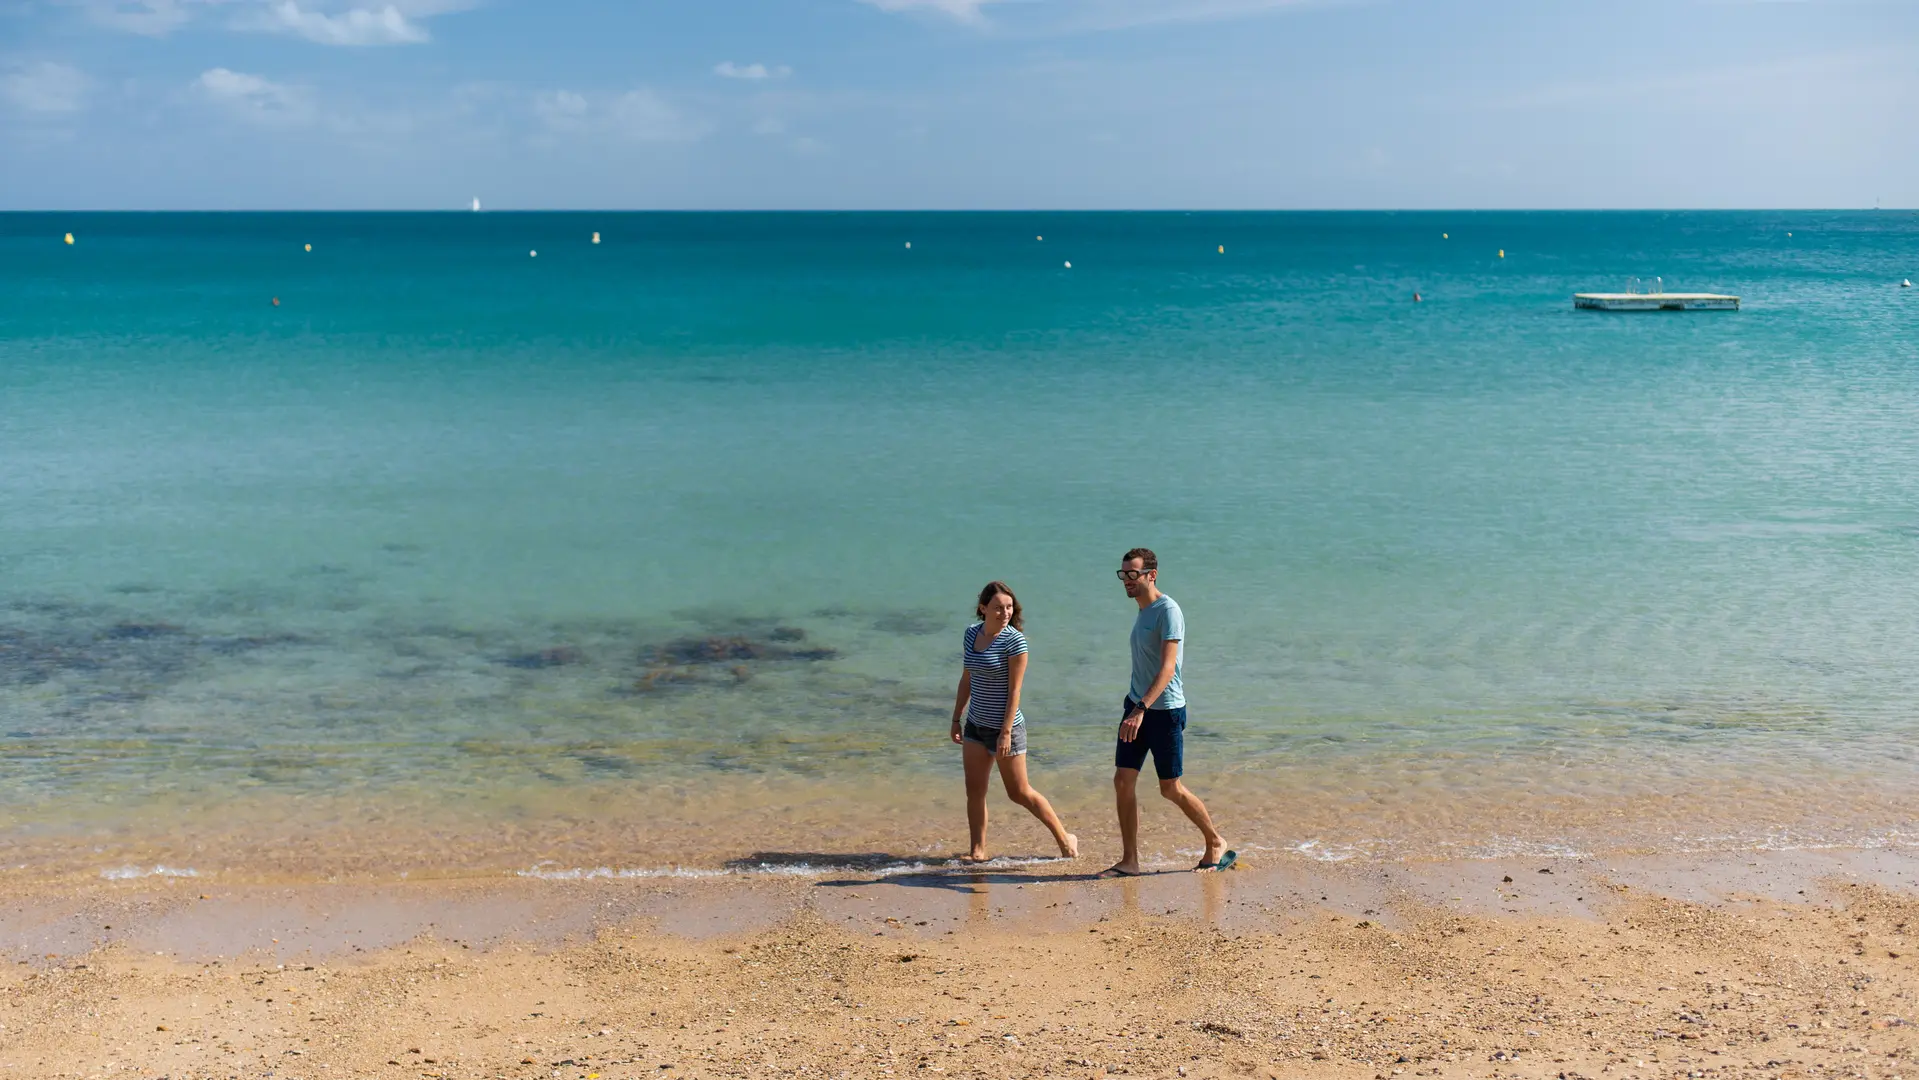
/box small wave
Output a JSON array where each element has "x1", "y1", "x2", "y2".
[
  {"x1": 515, "y1": 864, "x2": 728, "y2": 880},
  {"x1": 1290, "y1": 840, "x2": 1363, "y2": 863},
  {"x1": 1668, "y1": 828, "x2": 1919, "y2": 855},
  {"x1": 516, "y1": 854, "x2": 1070, "y2": 881},
  {"x1": 101, "y1": 865, "x2": 199, "y2": 880},
  {"x1": 1444, "y1": 838, "x2": 1592, "y2": 860}
]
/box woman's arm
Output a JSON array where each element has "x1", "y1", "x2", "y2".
[
  {"x1": 1003, "y1": 651, "x2": 1027, "y2": 725},
  {"x1": 950, "y1": 668, "x2": 972, "y2": 744},
  {"x1": 997, "y1": 651, "x2": 1028, "y2": 755}
]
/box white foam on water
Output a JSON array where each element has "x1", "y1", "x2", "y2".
[
  {"x1": 924, "y1": 855, "x2": 1065, "y2": 872},
  {"x1": 515, "y1": 864, "x2": 727, "y2": 880},
  {"x1": 1445, "y1": 838, "x2": 1593, "y2": 861},
  {"x1": 515, "y1": 854, "x2": 1070, "y2": 881},
  {"x1": 734, "y1": 862, "x2": 860, "y2": 878},
  {"x1": 101, "y1": 865, "x2": 199, "y2": 880},
  {"x1": 1668, "y1": 827, "x2": 1919, "y2": 855},
  {"x1": 1290, "y1": 839, "x2": 1363, "y2": 863}
]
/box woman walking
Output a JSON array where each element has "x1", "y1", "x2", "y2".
[{"x1": 949, "y1": 581, "x2": 1078, "y2": 862}]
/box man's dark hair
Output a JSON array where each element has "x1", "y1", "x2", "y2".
[{"x1": 1121, "y1": 547, "x2": 1158, "y2": 571}]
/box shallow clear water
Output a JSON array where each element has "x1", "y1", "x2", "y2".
[{"x1": 4, "y1": 211, "x2": 1918, "y2": 875}]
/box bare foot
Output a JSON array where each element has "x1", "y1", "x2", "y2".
[{"x1": 1057, "y1": 833, "x2": 1079, "y2": 859}]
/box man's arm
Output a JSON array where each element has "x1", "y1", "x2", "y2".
[{"x1": 1128, "y1": 639, "x2": 1181, "y2": 717}]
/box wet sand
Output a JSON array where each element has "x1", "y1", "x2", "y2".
[{"x1": 6, "y1": 848, "x2": 1919, "y2": 1079}]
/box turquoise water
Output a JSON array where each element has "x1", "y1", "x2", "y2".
[{"x1": 4, "y1": 211, "x2": 1918, "y2": 871}]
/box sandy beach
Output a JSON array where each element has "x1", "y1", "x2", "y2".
[{"x1": 6, "y1": 848, "x2": 1917, "y2": 1080}]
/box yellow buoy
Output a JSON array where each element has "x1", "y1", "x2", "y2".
[
  {"x1": 1498, "y1": 249, "x2": 1505, "y2": 258},
  {"x1": 1036, "y1": 235, "x2": 1043, "y2": 241},
  {"x1": 1442, "y1": 232, "x2": 1449, "y2": 239},
  {"x1": 1218, "y1": 245, "x2": 1225, "y2": 254},
  {"x1": 303, "y1": 243, "x2": 311, "y2": 252},
  {"x1": 64, "y1": 233, "x2": 74, "y2": 245},
  {"x1": 592, "y1": 232, "x2": 600, "y2": 244}
]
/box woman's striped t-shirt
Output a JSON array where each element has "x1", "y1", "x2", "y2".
[{"x1": 962, "y1": 622, "x2": 1028, "y2": 729}]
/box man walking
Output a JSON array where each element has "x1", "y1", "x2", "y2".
[{"x1": 1102, "y1": 548, "x2": 1232, "y2": 876}]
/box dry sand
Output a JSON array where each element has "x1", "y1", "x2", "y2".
[{"x1": 5, "y1": 849, "x2": 1918, "y2": 1080}]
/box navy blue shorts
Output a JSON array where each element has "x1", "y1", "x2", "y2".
[{"x1": 1114, "y1": 696, "x2": 1186, "y2": 779}]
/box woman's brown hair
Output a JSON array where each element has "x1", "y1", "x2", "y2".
[{"x1": 975, "y1": 580, "x2": 1024, "y2": 632}]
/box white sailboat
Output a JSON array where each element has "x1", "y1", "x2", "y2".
[{"x1": 471, "y1": 197, "x2": 481, "y2": 212}]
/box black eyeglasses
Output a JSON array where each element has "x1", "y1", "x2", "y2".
[{"x1": 1115, "y1": 568, "x2": 1154, "y2": 581}]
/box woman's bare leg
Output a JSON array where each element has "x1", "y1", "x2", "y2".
[
  {"x1": 962, "y1": 739, "x2": 995, "y2": 861},
  {"x1": 996, "y1": 753, "x2": 1078, "y2": 858}
]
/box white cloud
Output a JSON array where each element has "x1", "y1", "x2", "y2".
[
  {"x1": 80, "y1": 0, "x2": 200, "y2": 36},
  {"x1": 533, "y1": 88, "x2": 706, "y2": 143},
  {"x1": 1, "y1": 62, "x2": 93, "y2": 114},
  {"x1": 195, "y1": 66, "x2": 312, "y2": 122},
  {"x1": 608, "y1": 90, "x2": 689, "y2": 140},
  {"x1": 857, "y1": 0, "x2": 1004, "y2": 23},
  {"x1": 714, "y1": 62, "x2": 792, "y2": 80},
  {"x1": 533, "y1": 88, "x2": 590, "y2": 129},
  {"x1": 69, "y1": 0, "x2": 466, "y2": 43},
  {"x1": 857, "y1": 0, "x2": 1338, "y2": 32},
  {"x1": 255, "y1": 1, "x2": 430, "y2": 45}
]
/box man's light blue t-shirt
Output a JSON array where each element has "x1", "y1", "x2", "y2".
[{"x1": 1129, "y1": 595, "x2": 1186, "y2": 710}]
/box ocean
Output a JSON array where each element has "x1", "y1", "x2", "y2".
[{"x1": 3, "y1": 210, "x2": 1917, "y2": 880}]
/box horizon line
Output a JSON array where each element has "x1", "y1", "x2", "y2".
[{"x1": 1, "y1": 207, "x2": 1911, "y2": 215}]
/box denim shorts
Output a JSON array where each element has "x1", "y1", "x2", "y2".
[
  {"x1": 962, "y1": 719, "x2": 1027, "y2": 757},
  {"x1": 1114, "y1": 696, "x2": 1185, "y2": 779}
]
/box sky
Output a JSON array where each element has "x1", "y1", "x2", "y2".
[{"x1": 1, "y1": 0, "x2": 1915, "y2": 209}]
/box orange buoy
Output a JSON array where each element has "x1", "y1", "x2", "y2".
[{"x1": 271, "y1": 297, "x2": 280, "y2": 307}]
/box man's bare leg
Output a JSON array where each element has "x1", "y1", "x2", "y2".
[
  {"x1": 1104, "y1": 768, "x2": 1143, "y2": 875},
  {"x1": 1158, "y1": 778, "x2": 1225, "y2": 869}
]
